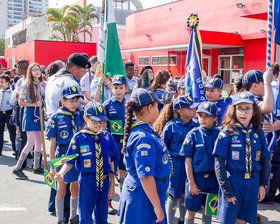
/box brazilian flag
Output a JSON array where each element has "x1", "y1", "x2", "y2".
[
  {"x1": 50, "y1": 154, "x2": 78, "y2": 169},
  {"x1": 109, "y1": 120, "x2": 123, "y2": 135},
  {"x1": 44, "y1": 169, "x2": 56, "y2": 190},
  {"x1": 205, "y1": 193, "x2": 218, "y2": 215}
]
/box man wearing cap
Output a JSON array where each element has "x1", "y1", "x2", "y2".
[
  {"x1": 204, "y1": 77, "x2": 232, "y2": 127},
  {"x1": 80, "y1": 56, "x2": 99, "y2": 101},
  {"x1": 45, "y1": 53, "x2": 91, "y2": 118}
]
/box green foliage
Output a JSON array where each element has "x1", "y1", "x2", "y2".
[
  {"x1": 46, "y1": 4, "x2": 98, "y2": 42},
  {"x1": 0, "y1": 38, "x2": 6, "y2": 56}
]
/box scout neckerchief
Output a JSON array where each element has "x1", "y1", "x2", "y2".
[
  {"x1": 0, "y1": 87, "x2": 11, "y2": 110},
  {"x1": 53, "y1": 69, "x2": 73, "y2": 81},
  {"x1": 57, "y1": 107, "x2": 77, "y2": 134},
  {"x1": 130, "y1": 119, "x2": 146, "y2": 130},
  {"x1": 235, "y1": 122, "x2": 253, "y2": 177},
  {"x1": 80, "y1": 128, "x2": 104, "y2": 191}
]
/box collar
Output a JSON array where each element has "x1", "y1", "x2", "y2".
[
  {"x1": 156, "y1": 86, "x2": 165, "y2": 92},
  {"x1": 175, "y1": 117, "x2": 194, "y2": 126},
  {"x1": 2, "y1": 86, "x2": 11, "y2": 92},
  {"x1": 57, "y1": 107, "x2": 75, "y2": 116},
  {"x1": 253, "y1": 94, "x2": 263, "y2": 101},
  {"x1": 111, "y1": 96, "x2": 125, "y2": 103},
  {"x1": 200, "y1": 126, "x2": 215, "y2": 134},
  {"x1": 235, "y1": 122, "x2": 253, "y2": 132},
  {"x1": 80, "y1": 126, "x2": 102, "y2": 136},
  {"x1": 130, "y1": 119, "x2": 149, "y2": 130}
]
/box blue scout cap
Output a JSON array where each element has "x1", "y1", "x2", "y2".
[
  {"x1": 242, "y1": 70, "x2": 264, "y2": 84},
  {"x1": 166, "y1": 80, "x2": 177, "y2": 94},
  {"x1": 61, "y1": 86, "x2": 83, "y2": 99},
  {"x1": 130, "y1": 88, "x2": 161, "y2": 107},
  {"x1": 173, "y1": 95, "x2": 198, "y2": 110},
  {"x1": 233, "y1": 91, "x2": 255, "y2": 105},
  {"x1": 84, "y1": 102, "x2": 108, "y2": 121},
  {"x1": 196, "y1": 101, "x2": 217, "y2": 117},
  {"x1": 178, "y1": 78, "x2": 185, "y2": 89},
  {"x1": 204, "y1": 77, "x2": 223, "y2": 89},
  {"x1": 112, "y1": 75, "x2": 127, "y2": 85}
]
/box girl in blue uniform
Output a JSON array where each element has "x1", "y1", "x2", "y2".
[
  {"x1": 213, "y1": 91, "x2": 271, "y2": 224},
  {"x1": 46, "y1": 86, "x2": 85, "y2": 224},
  {"x1": 55, "y1": 102, "x2": 118, "y2": 224},
  {"x1": 13, "y1": 63, "x2": 45, "y2": 179},
  {"x1": 153, "y1": 95, "x2": 198, "y2": 224},
  {"x1": 179, "y1": 101, "x2": 220, "y2": 224},
  {"x1": 118, "y1": 88, "x2": 171, "y2": 224}
]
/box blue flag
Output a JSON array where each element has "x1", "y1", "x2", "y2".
[
  {"x1": 274, "y1": 0, "x2": 280, "y2": 45},
  {"x1": 185, "y1": 26, "x2": 206, "y2": 102}
]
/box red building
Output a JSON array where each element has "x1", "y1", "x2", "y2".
[
  {"x1": 5, "y1": 40, "x2": 97, "y2": 69},
  {"x1": 120, "y1": 0, "x2": 277, "y2": 86}
]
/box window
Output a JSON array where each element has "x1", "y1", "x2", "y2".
[
  {"x1": 151, "y1": 55, "x2": 177, "y2": 66},
  {"x1": 138, "y1": 57, "x2": 150, "y2": 66},
  {"x1": 169, "y1": 55, "x2": 177, "y2": 65}
]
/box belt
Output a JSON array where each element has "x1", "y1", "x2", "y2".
[
  {"x1": 155, "y1": 177, "x2": 167, "y2": 182},
  {"x1": 229, "y1": 171, "x2": 258, "y2": 179},
  {"x1": 0, "y1": 110, "x2": 12, "y2": 114},
  {"x1": 195, "y1": 172, "x2": 215, "y2": 178}
]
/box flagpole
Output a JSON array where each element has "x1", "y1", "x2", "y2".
[
  {"x1": 36, "y1": 82, "x2": 47, "y2": 169},
  {"x1": 266, "y1": 0, "x2": 273, "y2": 70}
]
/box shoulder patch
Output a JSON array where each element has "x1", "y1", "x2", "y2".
[
  {"x1": 218, "y1": 132, "x2": 226, "y2": 140},
  {"x1": 137, "y1": 143, "x2": 151, "y2": 150},
  {"x1": 183, "y1": 137, "x2": 190, "y2": 145}
]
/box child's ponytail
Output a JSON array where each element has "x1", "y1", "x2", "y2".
[{"x1": 122, "y1": 100, "x2": 135, "y2": 153}]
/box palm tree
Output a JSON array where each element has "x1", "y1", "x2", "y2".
[{"x1": 68, "y1": 4, "x2": 99, "y2": 42}]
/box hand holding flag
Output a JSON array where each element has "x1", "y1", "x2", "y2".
[{"x1": 50, "y1": 154, "x2": 79, "y2": 169}]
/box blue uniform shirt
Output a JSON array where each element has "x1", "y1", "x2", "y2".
[
  {"x1": 124, "y1": 120, "x2": 171, "y2": 179},
  {"x1": 0, "y1": 87, "x2": 13, "y2": 111},
  {"x1": 180, "y1": 126, "x2": 220, "y2": 173},
  {"x1": 45, "y1": 107, "x2": 84, "y2": 154},
  {"x1": 66, "y1": 129, "x2": 118, "y2": 173},
  {"x1": 155, "y1": 86, "x2": 165, "y2": 100},
  {"x1": 161, "y1": 117, "x2": 198, "y2": 157},
  {"x1": 103, "y1": 96, "x2": 125, "y2": 150},
  {"x1": 213, "y1": 126, "x2": 271, "y2": 173},
  {"x1": 216, "y1": 97, "x2": 232, "y2": 127}
]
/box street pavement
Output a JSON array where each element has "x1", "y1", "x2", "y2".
[{"x1": 0, "y1": 130, "x2": 280, "y2": 224}]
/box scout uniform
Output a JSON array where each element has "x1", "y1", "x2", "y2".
[
  {"x1": 20, "y1": 81, "x2": 45, "y2": 132},
  {"x1": 103, "y1": 75, "x2": 126, "y2": 171},
  {"x1": 118, "y1": 88, "x2": 171, "y2": 224},
  {"x1": 0, "y1": 86, "x2": 16, "y2": 155},
  {"x1": 179, "y1": 101, "x2": 220, "y2": 212},
  {"x1": 204, "y1": 77, "x2": 232, "y2": 127},
  {"x1": 66, "y1": 102, "x2": 118, "y2": 224},
  {"x1": 81, "y1": 70, "x2": 95, "y2": 93},
  {"x1": 46, "y1": 86, "x2": 84, "y2": 183},
  {"x1": 213, "y1": 92, "x2": 271, "y2": 224},
  {"x1": 161, "y1": 95, "x2": 198, "y2": 199}
]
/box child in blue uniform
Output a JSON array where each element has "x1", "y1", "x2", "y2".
[
  {"x1": 13, "y1": 63, "x2": 45, "y2": 179},
  {"x1": 118, "y1": 88, "x2": 171, "y2": 224},
  {"x1": 103, "y1": 75, "x2": 126, "y2": 212},
  {"x1": 55, "y1": 102, "x2": 118, "y2": 224},
  {"x1": 213, "y1": 91, "x2": 271, "y2": 224},
  {"x1": 154, "y1": 95, "x2": 198, "y2": 224},
  {"x1": 204, "y1": 77, "x2": 232, "y2": 127},
  {"x1": 179, "y1": 101, "x2": 219, "y2": 224},
  {"x1": 46, "y1": 86, "x2": 85, "y2": 224}
]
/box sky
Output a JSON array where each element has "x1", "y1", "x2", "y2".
[{"x1": 49, "y1": 0, "x2": 174, "y2": 9}]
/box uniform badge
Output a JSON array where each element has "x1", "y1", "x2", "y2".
[
  {"x1": 72, "y1": 145, "x2": 76, "y2": 150},
  {"x1": 218, "y1": 132, "x2": 226, "y2": 140},
  {"x1": 137, "y1": 143, "x2": 151, "y2": 150},
  {"x1": 51, "y1": 124, "x2": 55, "y2": 128},
  {"x1": 80, "y1": 145, "x2": 90, "y2": 153},
  {"x1": 83, "y1": 159, "x2": 91, "y2": 168},
  {"x1": 145, "y1": 166, "x2": 150, "y2": 172},
  {"x1": 183, "y1": 137, "x2": 190, "y2": 145},
  {"x1": 60, "y1": 130, "x2": 69, "y2": 139},
  {"x1": 254, "y1": 133, "x2": 258, "y2": 138},
  {"x1": 162, "y1": 154, "x2": 168, "y2": 165},
  {"x1": 141, "y1": 150, "x2": 148, "y2": 156},
  {"x1": 232, "y1": 151, "x2": 239, "y2": 160},
  {"x1": 255, "y1": 151, "x2": 261, "y2": 161}
]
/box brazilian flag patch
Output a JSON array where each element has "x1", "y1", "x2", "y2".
[{"x1": 110, "y1": 120, "x2": 123, "y2": 135}]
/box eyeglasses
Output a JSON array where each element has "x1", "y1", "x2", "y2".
[
  {"x1": 31, "y1": 69, "x2": 41, "y2": 72},
  {"x1": 236, "y1": 106, "x2": 253, "y2": 114},
  {"x1": 67, "y1": 99, "x2": 80, "y2": 105},
  {"x1": 87, "y1": 117, "x2": 106, "y2": 124}
]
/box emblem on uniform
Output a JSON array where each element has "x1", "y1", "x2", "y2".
[
  {"x1": 72, "y1": 145, "x2": 76, "y2": 150},
  {"x1": 80, "y1": 145, "x2": 90, "y2": 153},
  {"x1": 84, "y1": 159, "x2": 92, "y2": 168},
  {"x1": 255, "y1": 151, "x2": 261, "y2": 161},
  {"x1": 51, "y1": 124, "x2": 55, "y2": 128},
  {"x1": 162, "y1": 154, "x2": 168, "y2": 165},
  {"x1": 141, "y1": 150, "x2": 148, "y2": 156},
  {"x1": 183, "y1": 137, "x2": 190, "y2": 145},
  {"x1": 98, "y1": 106, "x2": 103, "y2": 112},
  {"x1": 137, "y1": 143, "x2": 151, "y2": 150},
  {"x1": 232, "y1": 151, "x2": 239, "y2": 160},
  {"x1": 218, "y1": 132, "x2": 226, "y2": 140},
  {"x1": 60, "y1": 130, "x2": 69, "y2": 139},
  {"x1": 254, "y1": 133, "x2": 258, "y2": 138},
  {"x1": 145, "y1": 166, "x2": 150, "y2": 172}
]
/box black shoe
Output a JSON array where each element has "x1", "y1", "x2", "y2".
[
  {"x1": 13, "y1": 169, "x2": 28, "y2": 179},
  {"x1": 69, "y1": 215, "x2": 79, "y2": 224},
  {"x1": 108, "y1": 200, "x2": 115, "y2": 215},
  {"x1": 27, "y1": 153, "x2": 33, "y2": 159},
  {"x1": 274, "y1": 194, "x2": 280, "y2": 203},
  {"x1": 64, "y1": 217, "x2": 69, "y2": 224},
  {"x1": 57, "y1": 221, "x2": 64, "y2": 224},
  {"x1": 33, "y1": 167, "x2": 44, "y2": 174},
  {"x1": 13, "y1": 151, "x2": 17, "y2": 156},
  {"x1": 50, "y1": 211, "x2": 56, "y2": 217},
  {"x1": 178, "y1": 219, "x2": 184, "y2": 224},
  {"x1": 260, "y1": 196, "x2": 274, "y2": 204}
]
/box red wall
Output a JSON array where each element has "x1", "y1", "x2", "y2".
[{"x1": 5, "y1": 40, "x2": 97, "y2": 69}]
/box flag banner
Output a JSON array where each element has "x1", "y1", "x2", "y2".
[
  {"x1": 274, "y1": 0, "x2": 280, "y2": 45},
  {"x1": 50, "y1": 154, "x2": 78, "y2": 169},
  {"x1": 185, "y1": 13, "x2": 206, "y2": 103},
  {"x1": 205, "y1": 193, "x2": 218, "y2": 215},
  {"x1": 98, "y1": 0, "x2": 106, "y2": 64},
  {"x1": 44, "y1": 169, "x2": 56, "y2": 190},
  {"x1": 103, "y1": 0, "x2": 126, "y2": 77},
  {"x1": 110, "y1": 120, "x2": 123, "y2": 134}
]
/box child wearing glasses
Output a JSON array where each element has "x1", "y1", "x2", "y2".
[
  {"x1": 213, "y1": 91, "x2": 271, "y2": 224},
  {"x1": 55, "y1": 102, "x2": 118, "y2": 224},
  {"x1": 46, "y1": 86, "x2": 85, "y2": 224}
]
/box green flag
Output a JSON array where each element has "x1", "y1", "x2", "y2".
[
  {"x1": 44, "y1": 169, "x2": 56, "y2": 190},
  {"x1": 205, "y1": 193, "x2": 218, "y2": 215},
  {"x1": 50, "y1": 154, "x2": 78, "y2": 169},
  {"x1": 222, "y1": 90, "x2": 228, "y2": 98},
  {"x1": 110, "y1": 120, "x2": 123, "y2": 134},
  {"x1": 103, "y1": 0, "x2": 126, "y2": 77}
]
